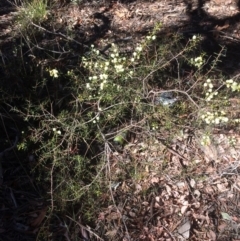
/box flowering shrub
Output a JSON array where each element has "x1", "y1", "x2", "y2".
[
  {"x1": 191, "y1": 56, "x2": 204, "y2": 68},
  {"x1": 203, "y1": 79, "x2": 218, "y2": 102},
  {"x1": 200, "y1": 75, "x2": 240, "y2": 126},
  {"x1": 7, "y1": 3, "x2": 240, "y2": 239},
  {"x1": 226, "y1": 79, "x2": 240, "y2": 92},
  {"x1": 201, "y1": 111, "x2": 228, "y2": 125},
  {"x1": 79, "y1": 24, "x2": 161, "y2": 127},
  {"x1": 49, "y1": 69, "x2": 59, "y2": 78}
]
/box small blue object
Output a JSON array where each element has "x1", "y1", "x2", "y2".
[{"x1": 154, "y1": 92, "x2": 178, "y2": 106}]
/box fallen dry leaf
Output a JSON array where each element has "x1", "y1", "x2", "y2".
[
  {"x1": 215, "y1": 24, "x2": 230, "y2": 31},
  {"x1": 177, "y1": 219, "x2": 191, "y2": 240},
  {"x1": 181, "y1": 201, "x2": 188, "y2": 214},
  {"x1": 134, "y1": 183, "x2": 142, "y2": 194},
  {"x1": 218, "y1": 222, "x2": 227, "y2": 232},
  {"x1": 190, "y1": 179, "x2": 196, "y2": 188},
  {"x1": 151, "y1": 176, "x2": 159, "y2": 184},
  {"x1": 105, "y1": 229, "x2": 118, "y2": 238},
  {"x1": 30, "y1": 206, "x2": 47, "y2": 227},
  {"x1": 207, "y1": 230, "x2": 217, "y2": 240},
  {"x1": 107, "y1": 212, "x2": 121, "y2": 221}
]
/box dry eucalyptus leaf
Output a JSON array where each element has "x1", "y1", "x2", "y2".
[
  {"x1": 218, "y1": 222, "x2": 227, "y2": 232},
  {"x1": 181, "y1": 200, "x2": 189, "y2": 214},
  {"x1": 134, "y1": 183, "x2": 142, "y2": 194},
  {"x1": 151, "y1": 176, "x2": 159, "y2": 184},
  {"x1": 176, "y1": 182, "x2": 185, "y2": 189},
  {"x1": 221, "y1": 212, "x2": 232, "y2": 221},
  {"x1": 177, "y1": 219, "x2": 191, "y2": 240},
  {"x1": 165, "y1": 184, "x2": 172, "y2": 195},
  {"x1": 31, "y1": 207, "x2": 47, "y2": 227},
  {"x1": 105, "y1": 229, "x2": 118, "y2": 238},
  {"x1": 207, "y1": 230, "x2": 216, "y2": 240},
  {"x1": 194, "y1": 190, "x2": 201, "y2": 198},
  {"x1": 190, "y1": 179, "x2": 196, "y2": 188},
  {"x1": 129, "y1": 211, "x2": 136, "y2": 218},
  {"x1": 217, "y1": 183, "x2": 228, "y2": 192}
]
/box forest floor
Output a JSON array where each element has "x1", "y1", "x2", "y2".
[{"x1": 1, "y1": 0, "x2": 240, "y2": 241}]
